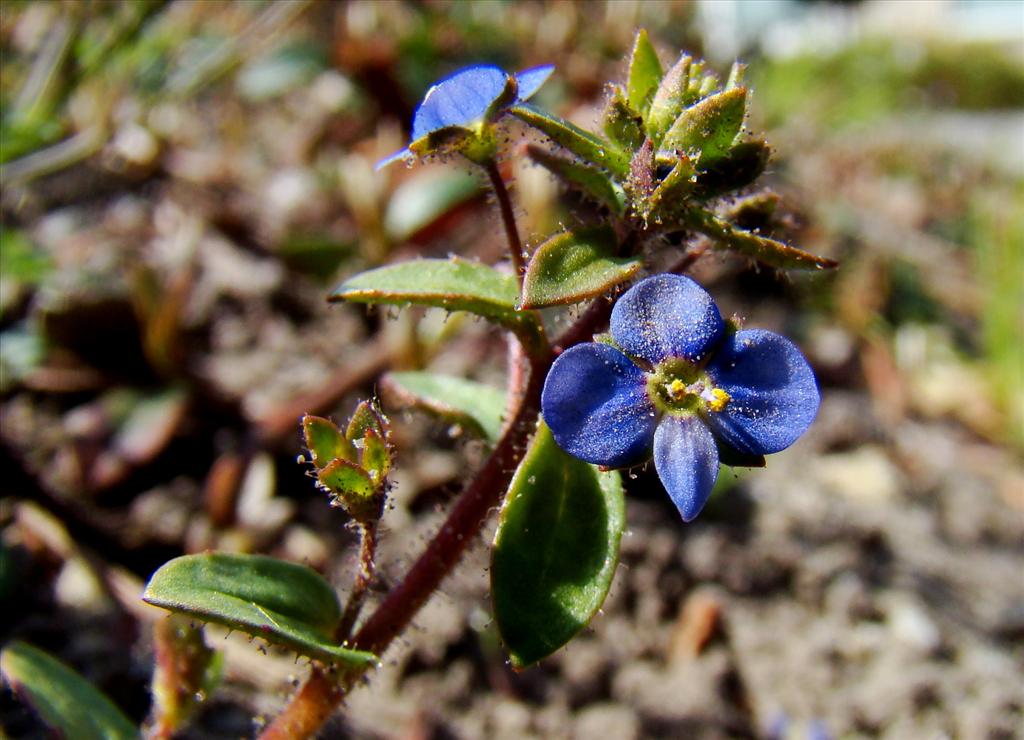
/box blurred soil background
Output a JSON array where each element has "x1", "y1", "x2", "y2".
[{"x1": 1, "y1": 1, "x2": 1022, "y2": 738}]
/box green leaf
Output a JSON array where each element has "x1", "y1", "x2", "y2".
[
  {"x1": 646, "y1": 53, "x2": 693, "y2": 144},
  {"x1": 359, "y1": 428, "x2": 391, "y2": 483},
  {"x1": 491, "y1": 422, "x2": 625, "y2": 668},
  {"x1": 643, "y1": 156, "x2": 696, "y2": 222},
  {"x1": 0, "y1": 641, "x2": 138, "y2": 740},
  {"x1": 345, "y1": 400, "x2": 386, "y2": 443},
  {"x1": 509, "y1": 103, "x2": 629, "y2": 178},
  {"x1": 602, "y1": 88, "x2": 645, "y2": 153},
  {"x1": 319, "y1": 457, "x2": 375, "y2": 497},
  {"x1": 526, "y1": 145, "x2": 626, "y2": 215},
  {"x1": 662, "y1": 87, "x2": 747, "y2": 164},
  {"x1": 142, "y1": 553, "x2": 376, "y2": 667},
  {"x1": 627, "y1": 29, "x2": 663, "y2": 116},
  {"x1": 384, "y1": 371, "x2": 507, "y2": 442},
  {"x1": 692, "y1": 141, "x2": 771, "y2": 198},
  {"x1": 302, "y1": 415, "x2": 356, "y2": 468},
  {"x1": 520, "y1": 227, "x2": 641, "y2": 309},
  {"x1": 685, "y1": 209, "x2": 837, "y2": 270},
  {"x1": 383, "y1": 169, "x2": 482, "y2": 243},
  {"x1": 329, "y1": 258, "x2": 524, "y2": 330}
]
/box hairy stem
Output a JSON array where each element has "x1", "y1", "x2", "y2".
[
  {"x1": 484, "y1": 160, "x2": 526, "y2": 284},
  {"x1": 260, "y1": 346, "x2": 550, "y2": 740},
  {"x1": 335, "y1": 520, "x2": 378, "y2": 641}
]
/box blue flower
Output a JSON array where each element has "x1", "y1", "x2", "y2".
[
  {"x1": 542, "y1": 274, "x2": 820, "y2": 522},
  {"x1": 377, "y1": 64, "x2": 554, "y2": 169}
]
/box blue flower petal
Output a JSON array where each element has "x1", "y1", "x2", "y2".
[
  {"x1": 653, "y1": 415, "x2": 720, "y2": 522},
  {"x1": 411, "y1": 65, "x2": 510, "y2": 141},
  {"x1": 515, "y1": 65, "x2": 554, "y2": 101},
  {"x1": 610, "y1": 274, "x2": 725, "y2": 365},
  {"x1": 704, "y1": 329, "x2": 820, "y2": 456},
  {"x1": 542, "y1": 342, "x2": 656, "y2": 467}
]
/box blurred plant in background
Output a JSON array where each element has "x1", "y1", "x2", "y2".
[{"x1": 1, "y1": 2, "x2": 1021, "y2": 739}]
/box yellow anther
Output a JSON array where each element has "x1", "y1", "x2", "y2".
[
  {"x1": 666, "y1": 379, "x2": 688, "y2": 401},
  {"x1": 706, "y1": 387, "x2": 730, "y2": 412}
]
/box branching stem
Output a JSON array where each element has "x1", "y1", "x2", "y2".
[{"x1": 258, "y1": 228, "x2": 703, "y2": 740}]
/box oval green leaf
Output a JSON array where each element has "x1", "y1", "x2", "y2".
[
  {"x1": 509, "y1": 103, "x2": 630, "y2": 178},
  {"x1": 491, "y1": 422, "x2": 625, "y2": 669},
  {"x1": 1, "y1": 641, "x2": 138, "y2": 740},
  {"x1": 646, "y1": 53, "x2": 693, "y2": 144},
  {"x1": 329, "y1": 258, "x2": 523, "y2": 329},
  {"x1": 662, "y1": 87, "x2": 748, "y2": 164},
  {"x1": 142, "y1": 553, "x2": 376, "y2": 667},
  {"x1": 384, "y1": 371, "x2": 507, "y2": 442},
  {"x1": 383, "y1": 169, "x2": 482, "y2": 243},
  {"x1": 520, "y1": 227, "x2": 641, "y2": 309},
  {"x1": 302, "y1": 415, "x2": 355, "y2": 468},
  {"x1": 627, "y1": 29, "x2": 663, "y2": 117}
]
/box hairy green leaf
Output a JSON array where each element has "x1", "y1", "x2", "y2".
[
  {"x1": 627, "y1": 29, "x2": 663, "y2": 116},
  {"x1": 346, "y1": 400, "x2": 386, "y2": 443},
  {"x1": 527, "y1": 145, "x2": 626, "y2": 215},
  {"x1": 603, "y1": 88, "x2": 645, "y2": 153},
  {"x1": 520, "y1": 227, "x2": 641, "y2": 309},
  {"x1": 384, "y1": 371, "x2": 507, "y2": 442},
  {"x1": 142, "y1": 553, "x2": 376, "y2": 666},
  {"x1": 510, "y1": 103, "x2": 630, "y2": 178},
  {"x1": 491, "y1": 422, "x2": 625, "y2": 668},
  {"x1": 329, "y1": 258, "x2": 523, "y2": 329},
  {"x1": 646, "y1": 53, "x2": 693, "y2": 144},
  {"x1": 302, "y1": 415, "x2": 355, "y2": 468},
  {"x1": 662, "y1": 87, "x2": 747, "y2": 164},
  {"x1": 686, "y1": 208, "x2": 837, "y2": 270},
  {"x1": 1, "y1": 641, "x2": 138, "y2": 740}
]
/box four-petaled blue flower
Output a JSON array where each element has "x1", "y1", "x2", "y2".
[
  {"x1": 378, "y1": 63, "x2": 553, "y2": 169},
  {"x1": 542, "y1": 274, "x2": 820, "y2": 522}
]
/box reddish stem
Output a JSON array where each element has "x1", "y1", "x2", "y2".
[{"x1": 484, "y1": 159, "x2": 526, "y2": 284}]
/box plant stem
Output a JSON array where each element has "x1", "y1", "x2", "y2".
[
  {"x1": 259, "y1": 228, "x2": 700, "y2": 739},
  {"x1": 259, "y1": 348, "x2": 551, "y2": 740},
  {"x1": 335, "y1": 520, "x2": 378, "y2": 641},
  {"x1": 483, "y1": 160, "x2": 526, "y2": 284}
]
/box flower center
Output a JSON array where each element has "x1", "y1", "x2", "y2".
[{"x1": 646, "y1": 358, "x2": 730, "y2": 416}]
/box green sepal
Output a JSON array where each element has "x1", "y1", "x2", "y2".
[
  {"x1": 662, "y1": 87, "x2": 747, "y2": 165},
  {"x1": 408, "y1": 122, "x2": 498, "y2": 166},
  {"x1": 359, "y1": 428, "x2": 392, "y2": 485},
  {"x1": 527, "y1": 145, "x2": 626, "y2": 215},
  {"x1": 520, "y1": 227, "x2": 641, "y2": 309},
  {"x1": 626, "y1": 29, "x2": 663, "y2": 117},
  {"x1": 509, "y1": 103, "x2": 630, "y2": 178},
  {"x1": 602, "y1": 88, "x2": 645, "y2": 153},
  {"x1": 685, "y1": 208, "x2": 837, "y2": 270},
  {"x1": 319, "y1": 458, "x2": 380, "y2": 520},
  {"x1": 645, "y1": 53, "x2": 693, "y2": 144},
  {"x1": 491, "y1": 422, "x2": 625, "y2": 669},
  {"x1": 302, "y1": 415, "x2": 356, "y2": 469},
  {"x1": 0, "y1": 641, "x2": 138, "y2": 740},
  {"x1": 346, "y1": 400, "x2": 386, "y2": 443},
  {"x1": 329, "y1": 258, "x2": 524, "y2": 330},
  {"x1": 384, "y1": 371, "x2": 507, "y2": 443},
  {"x1": 143, "y1": 553, "x2": 377, "y2": 666}
]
